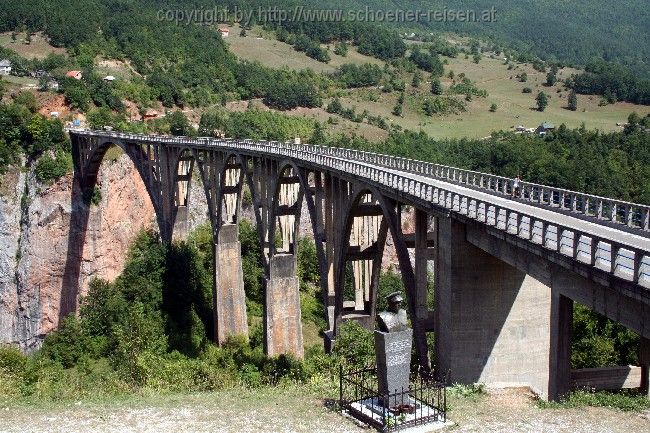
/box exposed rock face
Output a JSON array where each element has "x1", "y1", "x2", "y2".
[
  {"x1": 0, "y1": 154, "x2": 156, "y2": 351},
  {"x1": 0, "y1": 153, "x2": 412, "y2": 351},
  {"x1": 0, "y1": 167, "x2": 26, "y2": 349}
]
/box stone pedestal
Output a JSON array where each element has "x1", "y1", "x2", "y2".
[{"x1": 375, "y1": 329, "x2": 413, "y2": 407}]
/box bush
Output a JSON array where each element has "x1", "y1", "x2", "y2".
[
  {"x1": 336, "y1": 63, "x2": 383, "y2": 88},
  {"x1": 39, "y1": 315, "x2": 101, "y2": 368},
  {"x1": 0, "y1": 345, "x2": 27, "y2": 375},
  {"x1": 539, "y1": 389, "x2": 650, "y2": 412},
  {"x1": 333, "y1": 321, "x2": 374, "y2": 368},
  {"x1": 34, "y1": 150, "x2": 72, "y2": 183}
]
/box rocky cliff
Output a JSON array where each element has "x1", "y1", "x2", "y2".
[
  {"x1": 0, "y1": 153, "x2": 157, "y2": 351},
  {"x1": 0, "y1": 151, "x2": 407, "y2": 351}
]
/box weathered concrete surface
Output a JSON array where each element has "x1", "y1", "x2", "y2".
[
  {"x1": 570, "y1": 366, "x2": 643, "y2": 390},
  {"x1": 0, "y1": 154, "x2": 156, "y2": 350},
  {"x1": 214, "y1": 223, "x2": 248, "y2": 343},
  {"x1": 434, "y1": 217, "x2": 557, "y2": 399},
  {"x1": 265, "y1": 254, "x2": 303, "y2": 359}
]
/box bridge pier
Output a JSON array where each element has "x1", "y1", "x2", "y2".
[
  {"x1": 434, "y1": 217, "x2": 570, "y2": 400},
  {"x1": 641, "y1": 337, "x2": 650, "y2": 398},
  {"x1": 213, "y1": 223, "x2": 248, "y2": 344},
  {"x1": 172, "y1": 206, "x2": 189, "y2": 241},
  {"x1": 264, "y1": 254, "x2": 304, "y2": 359}
]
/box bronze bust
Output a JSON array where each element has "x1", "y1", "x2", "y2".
[{"x1": 377, "y1": 291, "x2": 409, "y2": 333}]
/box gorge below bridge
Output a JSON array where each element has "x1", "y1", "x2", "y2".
[{"x1": 68, "y1": 130, "x2": 650, "y2": 401}]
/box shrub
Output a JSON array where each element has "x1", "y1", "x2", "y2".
[
  {"x1": 0, "y1": 345, "x2": 27, "y2": 375},
  {"x1": 34, "y1": 150, "x2": 72, "y2": 183},
  {"x1": 336, "y1": 64, "x2": 383, "y2": 88},
  {"x1": 39, "y1": 315, "x2": 99, "y2": 368},
  {"x1": 333, "y1": 321, "x2": 374, "y2": 368}
]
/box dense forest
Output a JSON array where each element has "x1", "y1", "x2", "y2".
[{"x1": 296, "y1": 0, "x2": 650, "y2": 79}]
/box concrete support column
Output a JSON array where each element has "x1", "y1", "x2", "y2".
[
  {"x1": 265, "y1": 254, "x2": 304, "y2": 359},
  {"x1": 548, "y1": 292, "x2": 572, "y2": 401},
  {"x1": 434, "y1": 217, "x2": 556, "y2": 399},
  {"x1": 414, "y1": 209, "x2": 429, "y2": 323},
  {"x1": 641, "y1": 337, "x2": 650, "y2": 398},
  {"x1": 172, "y1": 206, "x2": 189, "y2": 241},
  {"x1": 213, "y1": 223, "x2": 248, "y2": 344}
]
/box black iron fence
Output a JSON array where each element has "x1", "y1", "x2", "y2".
[{"x1": 339, "y1": 365, "x2": 446, "y2": 432}]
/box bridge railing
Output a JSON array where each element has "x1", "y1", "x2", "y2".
[
  {"x1": 69, "y1": 130, "x2": 650, "y2": 289},
  {"x1": 302, "y1": 145, "x2": 650, "y2": 233}
]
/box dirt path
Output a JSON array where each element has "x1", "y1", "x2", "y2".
[{"x1": 0, "y1": 387, "x2": 648, "y2": 433}]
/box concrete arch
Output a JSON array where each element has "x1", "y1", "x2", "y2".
[
  {"x1": 268, "y1": 160, "x2": 308, "y2": 257},
  {"x1": 333, "y1": 185, "x2": 430, "y2": 371},
  {"x1": 80, "y1": 138, "x2": 166, "y2": 233},
  {"x1": 61, "y1": 136, "x2": 165, "y2": 320},
  {"x1": 215, "y1": 152, "x2": 247, "y2": 229},
  {"x1": 168, "y1": 147, "x2": 199, "y2": 240}
]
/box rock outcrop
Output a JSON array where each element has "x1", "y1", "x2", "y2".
[
  {"x1": 0, "y1": 152, "x2": 411, "y2": 351},
  {"x1": 0, "y1": 153, "x2": 156, "y2": 351}
]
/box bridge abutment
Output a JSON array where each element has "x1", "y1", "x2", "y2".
[
  {"x1": 213, "y1": 223, "x2": 249, "y2": 344},
  {"x1": 434, "y1": 217, "x2": 570, "y2": 400},
  {"x1": 264, "y1": 254, "x2": 304, "y2": 359}
]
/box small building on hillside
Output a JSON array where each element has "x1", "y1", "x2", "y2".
[
  {"x1": 65, "y1": 70, "x2": 83, "y2": 80},
  {"x1": 536, "y1": 121, "x2": 555, "y2": 136},
  {"x1": 0, "y1": 59, "x2": 12, "y2": 76},
  {"x1": 103, "y1": 75, "x2": 115, "y2": 82},
  {"x1": 218, "y1": 28, "x2": 230, "y2": 37}
]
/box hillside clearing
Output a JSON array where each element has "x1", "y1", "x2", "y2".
[
  {"x1": 225, "y1": 25, "x2": 383, "y2": 74},
  {"x1": 0, "y1": 32, "x2": 65, "y2": 59},
  {"x1": 325, "y1": 56, "x2": 650, "y2": 140}
]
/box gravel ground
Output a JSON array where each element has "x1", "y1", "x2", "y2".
[{"x1": 0, "y1": 387, "x2": 648, "y2": 433}]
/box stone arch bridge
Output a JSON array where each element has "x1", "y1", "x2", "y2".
[{"x1": 68, "y1": 130, "x2": 650, "y2": 400}]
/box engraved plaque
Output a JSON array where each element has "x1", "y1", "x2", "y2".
[{"x1": 375, "y1": 329, "x2": 413, "y2": 407}]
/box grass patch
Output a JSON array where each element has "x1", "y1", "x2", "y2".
[
  {"x1": 448, "y1": 383, "x2": 487, "y2": 400},
  {"x1": 537, "y1": 389, "x2": 650, "y2": 412},
  {"x1": 0, "y1": 32, "x2": 66, "y2": 59}
]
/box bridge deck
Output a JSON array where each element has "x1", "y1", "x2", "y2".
[{"x1": 68, "y1": 130, "x2": 650, "y2": 288}]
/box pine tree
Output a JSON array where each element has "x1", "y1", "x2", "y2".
[
  {"x1": 546, "y1": 70, "x2": 557, "y2": 86},
  {"x1": 568, "y1": 90, "x2": 578, "y2": 111},
  {"x1": 536, "y1": 91, "x2": 549, "y2": 111},
  {"x1": 411, "y1": 71, "x2": 422, "y2": 88},
  {"x1": 310, "y1": 121, "x2": 326, "y2": 144},
  {"x1": 430, "y1": 78, "x2": 443, "y2": 95}
]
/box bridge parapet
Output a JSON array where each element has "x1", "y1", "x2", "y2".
[
  {"x1": 309, "y1": 145, "x2": 650, "y2": 233},
  {"x1": 69, "y1": 130, "x2": 650, "y2": 292}
]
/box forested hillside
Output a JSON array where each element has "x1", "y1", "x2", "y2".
[{"x1": 303, "y1": 0, "x2": 650, "y2": 78}]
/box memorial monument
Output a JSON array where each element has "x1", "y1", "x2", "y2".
[{"x1": 375, "y1": 292, "x2": 413, "y2": 408}]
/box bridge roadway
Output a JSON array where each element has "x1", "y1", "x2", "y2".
[
  {"x1": 354, "y1": 158, "x2": 650, "y2": 285},
  {"x1": 222, "y1": 136, "x2": 650, "y2": 290}
]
